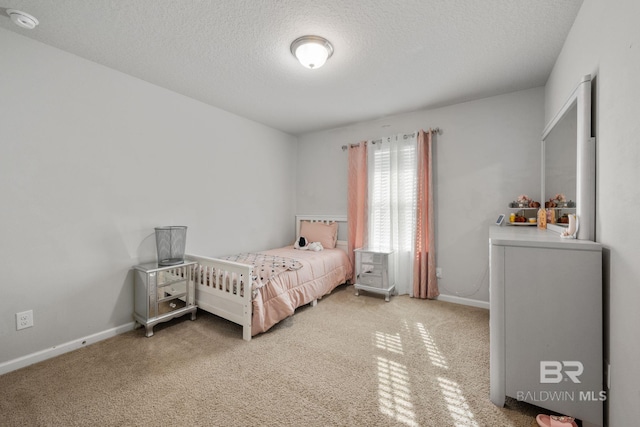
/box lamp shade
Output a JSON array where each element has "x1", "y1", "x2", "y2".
[{"x1": 291, "y1": 36, "x2": 333, "y2": 69}]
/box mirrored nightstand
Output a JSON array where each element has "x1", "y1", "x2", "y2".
[{"x1": 133, "y1": 261, "x2": 197, "y2": 337}]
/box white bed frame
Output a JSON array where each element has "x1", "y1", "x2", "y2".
[{"x1": 186, "y1": 215, "x2": 348, "y2": 341}]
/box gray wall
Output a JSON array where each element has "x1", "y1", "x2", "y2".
[
  {"x1": 296, "y1": 87, "x2": 545, "y2": 304},
  {"x1": 0, "y1": 29, "x2": 297, "y2": 365},
  {"x1": 544, "y1": 0, "x2": 640, "y2": 425}
]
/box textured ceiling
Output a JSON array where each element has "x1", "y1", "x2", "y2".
[{"x1": 0, "y1": 1, "x2": 583, "y2": 135}]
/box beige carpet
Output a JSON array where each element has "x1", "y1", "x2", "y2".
[{"x1": 0, "y1": 285, "x2": 541, "y2": 426}]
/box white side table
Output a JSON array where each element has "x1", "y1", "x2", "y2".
[{"x1": 354, "y1": 248, "x2": 395, "y2": 302}]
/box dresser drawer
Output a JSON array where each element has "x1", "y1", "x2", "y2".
[
  {"x1": 159, "y1": 280, "x2": 187, "y2": 299},
  {"x1": 157, "y1": 296, "x2": 187, "y2": 315},
  {"x1": 360, "y1": 252, "x2": 387, "y2": 266},
  {"x1": 358, "y1": 272, "x2": 384, "y2": 288},
  {"x1": 360, "y1": 264, "x2": 386, "y2": 276}
]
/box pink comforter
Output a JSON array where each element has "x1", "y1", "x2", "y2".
[{"x1": 251, "y1": 246, "x2": 352, "y2": 336}]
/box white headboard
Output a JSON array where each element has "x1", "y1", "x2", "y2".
[{"x1": 295, "y1": 214, "x2": 348, "y2": 254}]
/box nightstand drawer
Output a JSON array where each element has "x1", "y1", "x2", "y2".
[
  {"x1": 159, "y1": 281, "x2": 187, "y2": 300},
  {"x1": 157, "y1": 270, "x2": 187, "y2": 287},
  {"x1": 158, "y1": 296, "x2": 187, "y2": 316},
  {"x1": 360, "y1": 264, "x2": 386, "y2": 276},
  {"x1": 360, "y1": 252, "x2": 387, "y2": 265},
  {"x1": 358, "y1": 272, "x2": 383, "y2": 287}
]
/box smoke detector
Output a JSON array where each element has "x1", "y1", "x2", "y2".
[{"x1": 7, "y1": 9, "x2": 39, "y2": 30}]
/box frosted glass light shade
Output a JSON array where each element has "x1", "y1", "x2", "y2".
[{"x1": 290, "y1": 36, "x2": 333, "y2": 69}]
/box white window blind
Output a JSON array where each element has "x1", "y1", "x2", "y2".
[
  {"x1": 368, "y1": 135, "x2": 417, "y2": 254},
  {"x1": 370, "y1": 147, "x2": 392, "y2": 248}
]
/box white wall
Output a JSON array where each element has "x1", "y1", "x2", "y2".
[
  {"x1": 545, "y1": 1, "x2": 640, "y2": 425},
  {"x1": 297, "y1": 87, "x2": 544, "y2": 304},
  {"x1": 0, "y1": 29, "x2": 297, "y2": 365}
]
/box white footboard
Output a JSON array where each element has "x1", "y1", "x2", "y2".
[{"x1": 185, "y1": 253, "x2": 253, "y2": 341}]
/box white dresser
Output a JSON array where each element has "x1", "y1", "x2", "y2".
[{"x1": 489, "y1": 226, "x2": 603, "y2": 427}]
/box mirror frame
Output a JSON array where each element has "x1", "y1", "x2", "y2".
[{"x1": 541, "y1": 75, "x2": 594, "y2": 240}]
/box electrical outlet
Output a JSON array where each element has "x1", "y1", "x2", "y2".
[
  {"x1": 16, "y1": 310, "x2": 33, "y2": 330},
  {"x1": 436, "y1": 268, "x2": 442, "y2": 279}
]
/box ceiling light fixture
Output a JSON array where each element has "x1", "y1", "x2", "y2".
[
  {"x1": 290, "y1": 35, "x2": 333, "y2": 69},
  {"x1": 6, "y1": 9, "x2": 39, "y2": 30}
]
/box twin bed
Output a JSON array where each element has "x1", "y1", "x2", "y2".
[{"x1": 186, "y1": 215, "x2": 352, "y2": 340}]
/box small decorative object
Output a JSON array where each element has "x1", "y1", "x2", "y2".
[
  {"x1": 516, "y1": 194, "x2": 531, "y2": 208},
  {"x1": 561, "y1": 214, "x2": 579, "y2": 239},
  {"x1": 546, "y1": 208, "x2": 556, "y2": 224},
  {"x1": 512, "y1": 194, "x2": 540, "y2": 208},
  {"x1": 548, "y1": 193, "x2": 567, "y2": 208},
  {"x1": 154, "y1": 226, "x2": 188, "y2": 266},
  {"x1": 537, "y1": 208, "x2": 547, "y2": 229}
]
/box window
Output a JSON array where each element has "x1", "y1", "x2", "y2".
[
  {"x1": 368, "y1": 135, "x2": 417, "y2": 253},
  {"x1": 367, "y1": 133, "x2": 418, "y2": 295}
]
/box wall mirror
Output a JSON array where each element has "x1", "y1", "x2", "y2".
[{"x1": 541, "y1": 75, "x2": 594, "y2": 240}]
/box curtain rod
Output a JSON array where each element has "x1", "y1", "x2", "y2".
[{"x1": 341, "y1": 128, "x2": 441, "y2": 151}]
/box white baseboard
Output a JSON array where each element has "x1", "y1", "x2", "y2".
[
  {"x1": 0, "y1": 322, "x2": 136, "y2": 376},
  {"x1": 436, "y1": 294, "x2": 490, "y2": 310}
]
